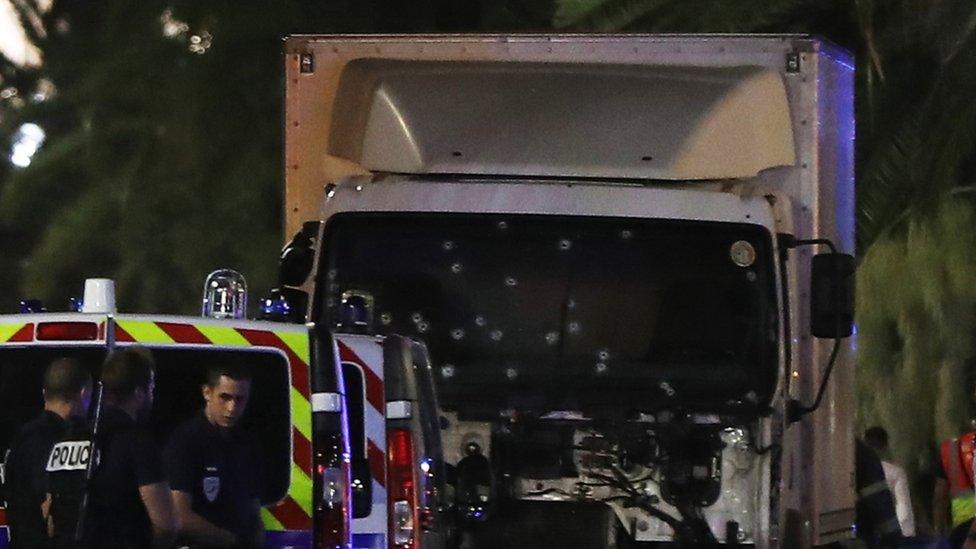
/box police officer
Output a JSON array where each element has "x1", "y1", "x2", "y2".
[
  {"x1": 3, "y1": 358, "x2": 91, "y2": 548},
  {"x1": 49, "y1": 346, "x2": 178, "y2": 548},
  {"x1": 164, "y1": 364, "x2": 263, "y2": 548},
  {"x1": 46, "y1": 401, "x2": 96, "y2": 548}
]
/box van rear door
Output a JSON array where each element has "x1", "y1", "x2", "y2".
[
  {"x1": 112, "y1": 318, "x2": 304, "y2": 537},
  {"x1": 337, "y1": 333, "x2": 449, "y2": 549}
]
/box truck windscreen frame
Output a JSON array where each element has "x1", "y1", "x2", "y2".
[{"x1": 319, "y1": 212, "x2": 779, "y2": 418}]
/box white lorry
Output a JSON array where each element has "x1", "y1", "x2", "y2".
[{"x1": 279, "y1": 34, "x2": 856, "y2": 548}]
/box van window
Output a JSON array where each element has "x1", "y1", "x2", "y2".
[
  {"x1": 146, "y1": 348, "x2": 292, "y2": 505},
  {"x1": 341, "y1": 362, "x2": 372, "y2": 518},
  {"x1": 0, "y1": 346, "x2": 292, "y2": 507}
]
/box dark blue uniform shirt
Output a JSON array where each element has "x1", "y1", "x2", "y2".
[
  {"x1": 163, "y1": 412, "x2": 262, "y2": 543},
  {"x1": 86, "y1": 405, "x2": 165, "y2": 548},
  {"x1": 3, "y1": 410, "x2": 66, "y2": 548}
]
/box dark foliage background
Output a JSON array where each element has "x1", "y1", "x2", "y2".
[{"x1": 0, "y1": 0, "x2": 549, "y2": 314}]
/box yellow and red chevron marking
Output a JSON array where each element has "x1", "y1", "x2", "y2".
[
  {"x1": 113, "y1": 319, "x2": 313, "y2": 532},
  {"x1": 0, "y1": 322, "x2": 34, "y2": 343}
]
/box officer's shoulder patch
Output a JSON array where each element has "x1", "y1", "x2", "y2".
[{"x1": 46, "y1": 440, "x2": 93, "y2": 472}]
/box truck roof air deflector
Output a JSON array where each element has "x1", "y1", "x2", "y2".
[{"x1": 328, "y1": 60, "x2": 795, "y2": 180}]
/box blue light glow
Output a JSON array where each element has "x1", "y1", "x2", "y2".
[
  {"x1": 19, "y1": 299, "x2": 46, "y2": 313},
  {"x1": 259, "y1": 296, "x2": 292, "y2": 321}
]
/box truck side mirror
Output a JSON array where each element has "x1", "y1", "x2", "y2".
[
  {"x1": 810, "y1": 252, "x2": 854, "y2": 338},
  {"x1": 279, "y1": 221, "x2": 320, "y2": 287}
]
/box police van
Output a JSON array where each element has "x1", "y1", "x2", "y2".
[{"x1": 0, "y1": 274, "x2": 351, "y2": 548}]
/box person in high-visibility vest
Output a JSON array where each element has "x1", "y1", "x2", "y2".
[{"x1": 934, "y1": 430, "x2": 976, "y2": 541}]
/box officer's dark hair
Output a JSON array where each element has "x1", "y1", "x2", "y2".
[
  {"x1": 43, "y1": 357, "x2": 91, "y2": 401},
  {"x1": 204, "y1": 363, "x2": 252, "y2": 388},
  {"x1": 102, "y1": 346, "x2": 155, "y2": 401},
  {"x1": 864, "y1": 426, "x2": 888, "y2": 453}
]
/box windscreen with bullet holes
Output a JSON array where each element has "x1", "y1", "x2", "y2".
[{"x1": 321, "y1": 213, "x2": 779, "y2": 418}]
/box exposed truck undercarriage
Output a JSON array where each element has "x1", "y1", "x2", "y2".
[{"x1": 446, "y1": 411, "x2": 766, "y2": 547}]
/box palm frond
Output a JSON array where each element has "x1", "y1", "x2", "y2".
[
  {"x1": 858, "y1": 29, "x2": 976, "y2": 248},
  {"x1": 854, "y1": 101, "x2": 925, "y2": 249}
]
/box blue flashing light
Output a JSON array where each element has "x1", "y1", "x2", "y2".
[
  {"x1": 69, "y1": 297, "x2": 84, "y2": 312},
  {"x1": 19, "y1": 299, "x2": 46, "y2": 314},
  {"x1": 258, "y1": 295, "x2": 292, "y2": 322},
  {"x1": 338, "y1": 294, "x2": 372, "y2": 332}
]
